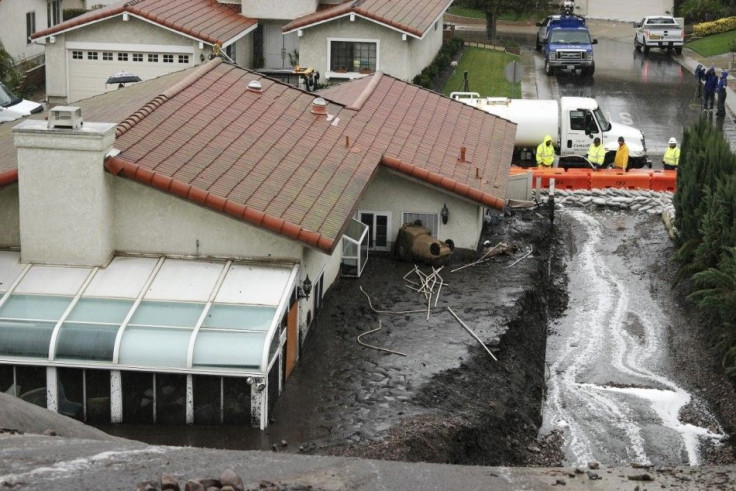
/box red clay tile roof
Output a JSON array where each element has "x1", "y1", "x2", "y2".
[
  {"x1": 283, "y1": 0, "x2": 452, "y2": 38},
  {"x1": 104, "y1": 59, "x2": 514, "y2": 253},
  {"x1": 31, "y1": 0, "x2": 256, "y2": 45},
  {"x1": 0, "y1": 67, "x2": 198, "y2": 189}
]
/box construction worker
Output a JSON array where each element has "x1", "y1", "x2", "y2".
[
  {"x1": 704, "y1": 66, "x2": 718, "y2": 111},
  {"x1": 586, "y1": 137, "x2": 605, "y2": 168},
  {"x1": 614, "y1": 136, "x2": 629, "y2": 172},
  {"x1": 536, "y1": 135, "x2": 555, "y2": 168},
  {"x1": 663, "y1": 137, "x2": 680, "y2": 170}
]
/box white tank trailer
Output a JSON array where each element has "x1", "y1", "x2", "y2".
[{"x1": 450, "y1": 92, "x2": 650, "y2": 168}]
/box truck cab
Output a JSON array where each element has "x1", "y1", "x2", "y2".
[{"x1": 543, "y1": 16, "x2": 596, "y2": 77}]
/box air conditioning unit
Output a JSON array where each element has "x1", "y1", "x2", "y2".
[{"x1": 48, "y1": 106, "x2": 83, "y2": 130}]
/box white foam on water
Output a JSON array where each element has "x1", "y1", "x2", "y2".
[{"x1": 542, "y1": 210, "x2": 726, "y2": 466}]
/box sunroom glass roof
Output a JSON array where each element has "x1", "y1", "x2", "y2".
[{"x1": 0, "y1": 252, "x2": 297, "y2": 375}]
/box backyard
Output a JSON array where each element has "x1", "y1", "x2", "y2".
[{"x1": 441, "y1": 46, "x2": 522, "y2": 98}]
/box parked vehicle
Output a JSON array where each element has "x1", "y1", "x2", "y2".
[
  {"x1": 0, "y1": 82, "x2": 43, "y2": 116},
  {"x1": 450, "y1": 93, "x2": 651, "y2": 169},
  {"x1": 395, "y1": 223, "x2": 454, "y2": 266},
  {"x1": 539, "y1": 14, "x2": 596, "y2": 77},
  {"x1": 633, "y1": 16, "x2": 684, "y2": 54}
]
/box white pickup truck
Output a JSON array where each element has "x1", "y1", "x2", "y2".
[{"x1": 633, "y1": 16, "x2": 684, "y2": 54}]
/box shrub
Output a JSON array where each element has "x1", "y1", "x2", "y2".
[
  {"x1": 693, "y1": 16, "x2": 736, "y2": 38},
  {"x1": 680, "y1": 0, "x2": 729, "y2": 24}
]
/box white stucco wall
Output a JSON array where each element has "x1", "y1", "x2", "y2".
[
  {"x1": 577, "y1": 0, "x2": 674, "y2": 21},
  {"x1": 14, "y1": 121, "x2": 116, "y2": 266},
  {"x1": 296, "y1": 16, "x2": 442, "y2": 82},
  {"x1": 0, "y1": 184, "x2": 20, "y2": 248},
  {"x1": 261, "y1": 21, "x2": 299, "y2": 69},
  {"x1": 241, "y1": 0, "x2": 317, "y2": 20},
  {"x1": 112, "y1": 178, "x2": 305, "y2": 260},
  {"x1": 357, "y1": 167, "x2": 484, "y2": 251},
  {"x1": 0, "y1": 0, "x2": 47, "y2": 62}
]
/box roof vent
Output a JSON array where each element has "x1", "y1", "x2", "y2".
[
  {"x1": 247, "y1": 80, "x2": 263, "y2": 93},
  {"x1": 311, "y1": 97, "x2": 328, "y2": 115},
  {"x1": 48, "y1": 106, "x2": 83, "y2": 130}
]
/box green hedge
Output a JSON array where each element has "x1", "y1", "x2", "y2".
[
  {"x1": 63, "y1": 8, "x2": 88, "y2": 21},
  {"x1": 412, "y1": 37, "x2": 464, "y2": 89}
]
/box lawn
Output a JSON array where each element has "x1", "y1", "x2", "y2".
[
  {"x1": 442, "y1": 46, "x2": 521, "y2": 98},
  {"x1": 687, "y1": 29, "x2": 736, "y2": 56}
]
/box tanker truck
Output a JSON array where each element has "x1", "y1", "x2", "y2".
[{"x1": 450, "y1": 92, "x2": 651, "y2": 169}]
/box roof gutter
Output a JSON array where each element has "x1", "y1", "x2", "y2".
[{"x1": 381, "y1": 155, "x2": 505, "y2": 210}]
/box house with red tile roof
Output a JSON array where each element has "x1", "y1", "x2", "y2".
[
  {"x1": 281, "y1": 0, "x2": 453, "y2": 82},
  {"x1": 0, "y1": 59, "x2": 514, "y2": 428},
  {"x1": 30, "y1": 0, "x2": 258, "y2": 103}
]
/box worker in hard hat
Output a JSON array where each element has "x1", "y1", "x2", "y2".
[
  {"x1": 613, "y1": 136, "x2": 629, "y2": 172},
  {"x1": 716, "y1": 70, "x2": 728, "y2": 117},
  {"x1": 586, "y1": 136, "x2": 605, "y2": 169},
  {"x1": 663, "y1": 137, "x2": 680, "y2": 170},
  {"x1": 536, "y1": 135, "x2": 555, "y2": 168}
]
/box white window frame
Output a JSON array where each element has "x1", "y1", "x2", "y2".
[
  {"x1": 402, "y1": 212, "x2": 441, "y2": 238},
  {"x1": 357, "y1": 210, "x2": 392, "y2": 251},
  {"x1": 325, "y1": 37, "x2": 380, "y2": 80}
]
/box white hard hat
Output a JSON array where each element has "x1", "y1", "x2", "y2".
[{"x1": 668, "y1": 137, "x2": 677, "y2": 145}]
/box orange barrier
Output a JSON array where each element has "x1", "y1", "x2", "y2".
[
  {"x1": 590, "y1": 169, "x2": 651, "y2": 190},
  {"x1": 552, "y1": 169, "x2": 591, "y2": 190},
  {"x1": 650, "y1": 170, "x2": 677, "y2": 192},
  {"x1": 530, "y1": 167, "x2": 565, "y2": 188}
]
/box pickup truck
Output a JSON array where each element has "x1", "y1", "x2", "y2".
[{"x1": 633, "y1": 16, "x2": 684, "y2": 54}]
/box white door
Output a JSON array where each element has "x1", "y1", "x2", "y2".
[
  {"x1": 585, "y1": 0, "x2": 673, "y2": 22},
  {"x1": 359, "y1": 211, "x2": 390, "y2": 251},
  {"x1": 262, "y1": 22, "x2": 299, "y2": 69},
  {"x1": 67, "y1": 47, "x2": 193, "y2": 102}
]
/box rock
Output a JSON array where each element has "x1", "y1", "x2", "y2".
[
  {"x1": 184, "y1": 481, "x2": 205, "y2": 491},
  {"x1": 161, "y1": 473, "x2": 180, "y2": 491},
  {"x1": 221, "y1": 487, "x2": 235, "y2": 491},
  {"x1": 43, "y1": 429, "x2": 57, "y2": 436},
  {"x1": 587, "y1": 461, "x2": 600, "y2": 470},
  {"x1": 587, "y1": 471, "x2": 601, "y2": 480},
  {"x1": 207, "y1": 488, "x2": 219, "y2": 491},
  {"x1": 136, "y1": 481, "x2": 158, "y2": 491},
  {"x1": 554, "y1": 479, "x2": 566, "y2": 485},
  {"x1": 628, "y1": 473, "x2": 654, "y2": 481},
  {"x1": 219, "y1": 468, "x2": 244, "y2": 491},
  {"x1": 198, "y1": 479, "x2": 220, "y2": 488},
  {"x1": 281, "y1": 439, "x2": 288, "y2": 447},
  {"x1": 527, "y1": 444, "x2": 541, "y2": 453}
]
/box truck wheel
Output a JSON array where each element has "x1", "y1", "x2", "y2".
[
  {"x1": 585, "y1": 62, "x2": 595, "y2": 77},
  {"x1": 643, "y1": 45, "x2": 650, "y2": 54},
  {"x1": 675, "y1": 46, "x2": 682, "y2": 55},
  {"x1": 536, "y1": 36, "x2": 541, "y2": 51},
  {"x1": 545, "y1": 60, "x2": 555, "y2": 76},
  {"x1": 634, "y1": 37, "x2": 641, "y2": 52}
]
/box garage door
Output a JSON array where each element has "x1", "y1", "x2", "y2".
[
  {"x1": 67, "y1": 48, "x2": 193, "y2": 103},
  {"x1": 585, "y1": 0, "x2": 673, "y2": 22}
]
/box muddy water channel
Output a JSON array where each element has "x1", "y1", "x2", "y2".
[{"x1": 541, "y1": 209, "x2": 726, "y2": 467}]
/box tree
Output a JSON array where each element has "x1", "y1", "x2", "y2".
[
  {"x1": 461, "y1": 0, "x2": 535, "y2": 41},
  {"x1": 0, "y1": 41, "x2": 15, "y2": 83}
]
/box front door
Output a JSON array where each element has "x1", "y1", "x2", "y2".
[{"x1": 359, "y1": 212, "x2": 390, "y2": 251}]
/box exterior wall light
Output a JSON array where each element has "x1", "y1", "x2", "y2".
[
  {"x1": 297, "y1": 275, "x2": 312, "y2": 300},
  {"x1": 441, "y1": 203, "x2": 449, "y2": 224}
]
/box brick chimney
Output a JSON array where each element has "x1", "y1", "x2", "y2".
[{"x1": 12, "y1": 107, "x2": 116, "y2": 266}]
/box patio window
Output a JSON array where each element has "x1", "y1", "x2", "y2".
[
  {"x1": 402, "y1": 212, "x2": 440, "y2": 237},
  {"x1": 341, "y1": 219, "x2": 369, "y2": 277},
  {"x1": 330, "y1": 41, "x2": 377, "y2": 73}
]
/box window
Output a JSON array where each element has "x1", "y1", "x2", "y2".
[
  {"x1": 133, "y1": 53, "x2": 143, "y2": 62},
  {"x1": 26, "y1": 12, "x2": 36, "y2": 45},
  {"x1": 402, "y1": 212, "x2": 440, "y2": 238},
  {"x1": 103, "y1": 52, "x2": 113, "y2": 61},
  {"x1": 47, "y1": 0, "x2": 61, "y2": 28},
  {"x1": 163, "y1": 54, "x2": 174, "y2": 63},
  {"x1": 148, "y1": 53, "x2": 158, "y2": 63},
  {"x1": 225, "y1": 44, "x2": 236, "y2": 63},
  {"x1": 72, "y1": 51, "x2": 83, "y2": 60},
  {"x1": 87, "y1": 51, "x2": 98, "y2": 60},
  {"x1": 569, "y1": 110, "x2": 586, "y2": 131},
  {"x1": 117, "y1": 53, "x2": 128, "y2": 61},
  {"x1": 330, "y1": 41, "x2": 377, "y2": 73},
  {"x1": 178, "y1": 54, "x2": 189, "y2": 64}
]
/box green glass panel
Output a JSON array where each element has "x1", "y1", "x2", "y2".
[
  {"x1": 193, "y1": 330, "x2": 265, "y2": 369},
  {"x1": 119, "y1": 326, "x2": 192, "y2": 368},
  {"x1": 129, "y1": 301, "x2": 204, "y2": 328},
  {"x1": 55, "y1": 323, "x2": 118, "y2": 361},
  {"x1": 0, "y1": 319, "x2": 55, "y2": 358},
  {"x1": 0, "y1": 295, "x2": 72, "y2": 321},
  {"x1": 66, "y1": 298, "x2": 133, "y2": 324}
]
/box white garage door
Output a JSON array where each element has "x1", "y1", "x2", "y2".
[
  {"x1": 585, "y1": 0, "x2": 673, "y2": 22},
  {"x1": 67, "y1": 47, "x2": 193, "y2": 103}
]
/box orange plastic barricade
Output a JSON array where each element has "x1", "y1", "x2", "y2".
[
  {"x1": 553, "y1": 169, "x2": 591, "y2": 190},
  {"x1": 531, "y1": 167, "x2": 565, "y2": 188},
  {"x1": 650, "y1": 170, "x2": 677, "y2": 192},
  {"x1": 590, "y1": 169, "x2": 651, "y2": 190}
]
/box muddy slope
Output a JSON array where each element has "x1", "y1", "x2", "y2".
[{"x1": 281, "y1": 210, "x2": 570, "y2": 465}]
